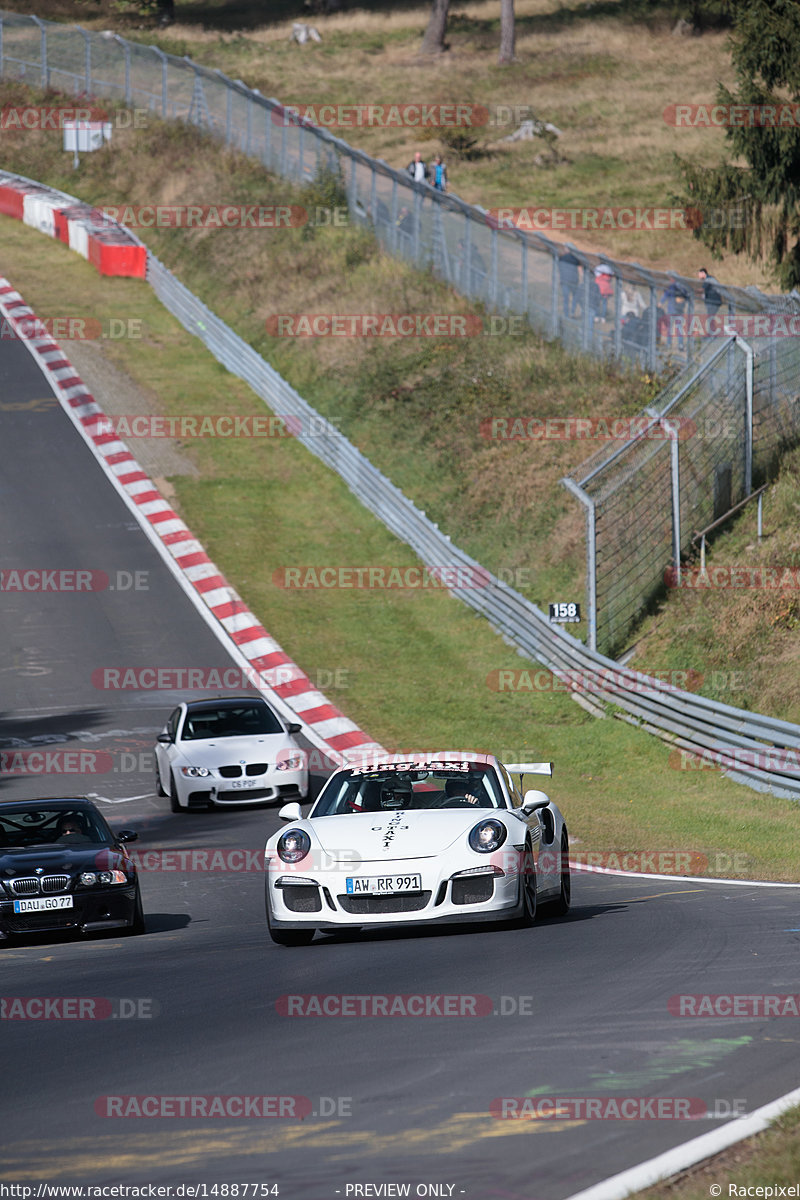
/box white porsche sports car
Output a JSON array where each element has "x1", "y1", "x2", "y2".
[
  {"x1": 264, "y1": 752, "x2": 570, "y2": 945},
  {"x1": 155, "y1": 697, "x2": 308, "y2": 812}
]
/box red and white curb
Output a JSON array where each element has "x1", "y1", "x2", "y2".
[{"x1": 0, "y1": 278, "x2": 385, "y2": 771}]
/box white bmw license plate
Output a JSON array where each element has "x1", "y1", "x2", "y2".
[
  {"x1": 230, "y1": 779, "x2": 258, "y2": 789},
  {"x1": 13, "y1": 896, "x2": 73, "y2": 913},
  {"x1": 345, "y1": 874, "x2": 422, "y2": 895}
]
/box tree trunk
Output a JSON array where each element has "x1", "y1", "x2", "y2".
[
  {"x1": 498, "y1": 0, "x2": 516, "y2": 64},
  {"x1": 420, "y1": 0, "x2": 450, "y2": 55}
]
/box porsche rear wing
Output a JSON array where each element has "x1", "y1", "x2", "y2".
[{"x1": 503, "y1": 762, "x2": 553, "y2": 777}]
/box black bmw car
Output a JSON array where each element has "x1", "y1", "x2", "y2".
[{"x1": 0, "y1": 798, "x2": 145, "y2": 940}]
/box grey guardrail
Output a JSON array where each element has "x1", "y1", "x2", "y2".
[{"x1": 5, "y1": 168, "x2": 800, "y2": 801}]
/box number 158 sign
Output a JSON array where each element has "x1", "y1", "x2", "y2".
[{"x1": 549, "y1": 602, "x2": 581, "y2": 623}]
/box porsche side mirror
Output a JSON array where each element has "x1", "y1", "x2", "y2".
[
  {"x1": 156, "y1": 732, "x2": 172, "y2": 744},
  {"x1": 278, "y1": 802, "x2": 303, "y2": 822},
  {"x1": 521, "y1": 789, "x2": 551, "y2": 814},
  {"x1": 117, "y1": 830, "x2": 138, "y2": 843}
]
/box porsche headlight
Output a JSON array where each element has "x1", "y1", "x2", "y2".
[
  {"x1": 277, "y1": 829, "x2": 311, "y2": 864},
  {"x1": 469, "y1": 819, "x2": 506, "y2": 854},
  {"x1": 181, "y1": 766, "x2": 211, "y2": 778}
]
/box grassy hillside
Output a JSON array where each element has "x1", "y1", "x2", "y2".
[{"x1": 0, "y1": 0, "x2": 774, "y2": 288}]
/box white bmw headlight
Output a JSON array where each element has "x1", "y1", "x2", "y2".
[
  {"x1": 180, "y1": 766, "x2": 211, "y2": 778},
  {"x1": 277, "y1": 754, "x2": 303, "y2": 772},
  {"x1": 469, "y1": 819, "x2": 507, "y2": 853}
]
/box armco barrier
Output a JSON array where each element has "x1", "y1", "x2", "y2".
[{"x1": 3, "y1": 168, "x2": 800, "y2": 801}]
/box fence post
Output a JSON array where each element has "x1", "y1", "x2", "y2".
[
  {"x1": 663, "y1": 419, "x2": 681, "y2": 585},
  {"x1": 561, "y1": 478, "x2": 597, "y2": 652},
  {"x1": 581, "y1": 257, "x2": 592, "y2": 351},
  {"x1": 735, "y1": 336, "x2": 754, "y2": 494},
  {"x1": 30, "y1": 16, "x2": 47, "y2": 89},
  {"x1": 549, "y1": 248, "x2": 558, "y2": 339},
  {"x1": 119, "y1": 36, "x2": 131, "y2": 106},
  {"x1": 149, "y1": 47, "x2": 168, "y2": 119},
  {"x1": 648, "y1": 282, "x2": 658, "y2": 372},
  {"x1": 75, "y1": 26, "x2": 90, "y2": 95},
  {"x1": 489, "y1": 225, "x2": 498, "y2": 307},
  {"x1": 412, "y1": 188, "x2": 422, "y2": 264}
]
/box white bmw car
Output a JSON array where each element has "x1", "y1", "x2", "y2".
[
  {"x1": 155, "y1": 697, "x2": 308, "y2": 812},
  {"x1": 264, "y1": 752, "x2": 570, "y2": 945}
]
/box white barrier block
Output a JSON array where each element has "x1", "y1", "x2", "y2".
[{"x1": 22, "y1": 194, "x2": 58, "y2": 238}]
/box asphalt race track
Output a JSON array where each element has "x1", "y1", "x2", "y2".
[{"x1": 2, "y1": 324, "x2": 800, "y2": 1199}]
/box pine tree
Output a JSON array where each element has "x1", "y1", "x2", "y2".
[{"x1": 677, "y1": 0, "x2": 800, "y2": 288}]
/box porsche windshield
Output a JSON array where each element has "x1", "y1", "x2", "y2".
[
  {"x1": 180, "y1": 702, "x2": 283, "y2": 740},
  {"x1": 0, "y1": 807, "x2": 110, "y2": 851},
  {"x1": 314, "y1": 765, "x2": 504, "y2": 816}
]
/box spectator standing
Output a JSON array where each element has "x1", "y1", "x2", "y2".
[
  {"x1": 660, "y1": 278, "x2": 691, "y2": 347},
  {"x1": 407, "y1": 151, "x2": 429, "y2": 184},
  {"x1": 431, "y1": 154, "x2": 448, "y2": 192},
  {"x1": 697, "y1": 267, "x2": 723, "y2": 315},
  {"x1": 594, "y1": 264, "x2": 614, "y2": 320},
  {"x1": 620, "y1": 282, "x2": 646, "y2": 321}
]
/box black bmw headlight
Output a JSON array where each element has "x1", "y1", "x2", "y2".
[
  {"x1": 277, "y1": 829, "x2": 311, "y2": 864},
  {"x1": 79, "y1": 870, "x2": 129, "y2": 887},
  {"x1": 469, "y1": 819, "x2": 506, "y2": 854}
]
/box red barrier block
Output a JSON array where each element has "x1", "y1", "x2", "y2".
[
  {"x1": 0, "y1": 182, "x2": 27, "y2": 220},
  {"x1": 88, "y1": 232, "x2": 147, "y2": 278}
]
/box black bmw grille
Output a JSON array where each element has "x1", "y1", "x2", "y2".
[{"x1": 8, "y1": 875, "x2": 70, "y2": 896}]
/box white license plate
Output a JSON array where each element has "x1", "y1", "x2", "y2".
[
  {"x1": 345, "y1": 874, "x2": 422, "y2": 895},
  {"x1": 13, "y1": 896, "x2": 74, "y2": 913},
  {"x1": 230, "y1": 779, "x2": 258, "y2": 789}
]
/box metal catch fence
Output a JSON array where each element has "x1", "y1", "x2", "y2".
[{"x1": 565, "y1": 330, "x2": 800, "y2": 657}]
